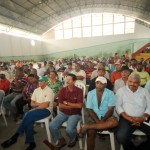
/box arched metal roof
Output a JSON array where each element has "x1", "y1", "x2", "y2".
[{"x1": 0, "y1": 0, "x2": 150, "y2": 35}]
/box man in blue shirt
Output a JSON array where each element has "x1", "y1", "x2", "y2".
[{"x1": 81, "y1": 76, "x2": 118, "y2": 150}]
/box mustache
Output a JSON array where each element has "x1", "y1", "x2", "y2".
[{"x1": 129, "y1": 85, "x2": 136, "y2": 88}]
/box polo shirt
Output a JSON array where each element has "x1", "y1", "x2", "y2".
[
  {"x1": 58, "y1": 85, "x2": 83, "y2": 115},
  {"x1": 31, "y1": 86, "x2": 54, "y2": 111},
  {"x1": 86, "y1": 88, "x2": 115, "y2": 119}
]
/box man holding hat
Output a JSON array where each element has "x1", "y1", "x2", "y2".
[
  {"x1": 81, "y1": 76, "x2": 118, "y2": 150},
  {"x1": 1, "y1": 76, "x2": 54, "y2": 150}
]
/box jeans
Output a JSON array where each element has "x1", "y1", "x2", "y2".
[
  {"x1": 17, "y1": 108, "x2": 50, "y2": 144},
  {"x1": 0, "y1": 90, "x2": 4, "y2": 105},
  {"x1": 49, "y1": 111, "x2": 81, "y2": 142},
  {"x1": 3, "y1": 93, "x2": 23, "y2": 115},
  {"x1": 116, "y1": 116, "x2": 150, "y2": 150}
]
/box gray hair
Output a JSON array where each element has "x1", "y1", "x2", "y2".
[{"x1": 128, "y1": 73, "x2": 141, "y2": 83}]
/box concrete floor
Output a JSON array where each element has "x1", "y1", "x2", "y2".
[{"x1": 0, "y1": 115, "x2": 122, "y2": 150}]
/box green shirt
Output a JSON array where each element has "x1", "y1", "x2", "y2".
[{"x1": 47, "y1": 79, "x2": 63, "y2": 96}]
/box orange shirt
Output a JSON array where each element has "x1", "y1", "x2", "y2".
[{"x1": 110, "y1": 71, "x2": 121, "y2": 84}]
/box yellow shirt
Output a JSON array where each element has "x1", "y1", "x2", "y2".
[{"x1": 135, "y1": 71, "x2": 150, "y2": 86}]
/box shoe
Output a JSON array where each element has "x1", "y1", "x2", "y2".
[
  {"x1": 54, "y1": 137, "x2": 66, "y2": 150},
  {"x1": 25, "y1": 142, "x2": 36, "y2": 150},
  {"x1": 16, "y1": 119, "x2": 22, "y2": 124},
  {"x1": 1, "y1": 138, "x2": 17, "y2": 148},
  {"x1": 68, "y1": 136, "x2": 78, "y2": 147}
]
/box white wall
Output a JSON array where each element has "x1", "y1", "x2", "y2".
[
  {"x1": 0, "y1": 33, "x2": 46, "y2": 56},
  {"x1": 0, "y1": 22, "x2": 150, "y2": 58},
  {"x1": 44, "y1": 22, "x2": 150, "y2": 54}
]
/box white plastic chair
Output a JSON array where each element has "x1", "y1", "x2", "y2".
[
  {"x1": 35, "y1": 94, "x2": 54, "y2": 143},
  {"x1": 84, "y1": 131, "x2": 115, "y2": 150},
  {"x1": 58, "y1": 81, "x2": 86, "y2": 149},
  {"x1": 120, "y1": 121, "x2": 150, "y2": 150},
  {"x1": 0, "y1": 91, "x2": 7, "y2": 126},
  {"x1": 84, "y1": 107, "x2": 118, "y2": 150},
  {"x1": 36, "y1": 114, "x2": 53, "y2": 142}
]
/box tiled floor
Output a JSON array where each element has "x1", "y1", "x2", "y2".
[{"x1": 0, "y1": 115, "x2": 121, "y2": 150}]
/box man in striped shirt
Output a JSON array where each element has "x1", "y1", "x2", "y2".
[{"x1": 3, "y1": 68, "x2": 27, "y2": 120}]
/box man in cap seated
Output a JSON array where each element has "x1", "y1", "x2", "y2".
[
  {"x1": 1, "y1": 76, "x2": 54, "y2": 150},
  {"x1": 80, "y1": 76, "x2": 118, "y2": 150}
]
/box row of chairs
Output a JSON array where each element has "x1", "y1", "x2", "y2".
[{"x1": 1, "y1": 82, "x2": 150, "y2": 150}]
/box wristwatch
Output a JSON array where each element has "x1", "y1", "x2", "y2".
[
  {"x1": 143, "y1": 116, "x2": 148, "y2": 121},
  {"x1": 64, "y1": 101, "x2": 68, "y2": 105},
  {"x1": 144, "y1": 117, "x2": 148, "y2": 121}
]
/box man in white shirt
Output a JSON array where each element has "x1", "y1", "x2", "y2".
[
  {"x1": 36, "y1": 63, "x2": 46, "y2": 77},
  {"x1": 116, "y1": 73, "x2": 150, "y2": 150},
  {"x1": 1, "y1": 76, "x2": 54, "y2": 150},
  {"x1": 114, "y1": 66, "x2": 131, "y2": 93},
  {"x1": 71, "y1": 63, "x2": 86, "y2": 85}
]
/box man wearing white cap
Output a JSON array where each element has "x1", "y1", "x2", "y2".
[{"x1": 80, "y1": 76, "x2": 118, "y2": 150}]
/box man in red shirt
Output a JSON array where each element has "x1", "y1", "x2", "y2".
[
  {"x1": 110, "y1": 62, "x2": 122, "y2": 85},
  {"x1": 49, "y1": 74, "x2": 83, "y2": 149},
  {"x1": 85, "y1": 62, "x2": 96, "y2": 84},
  {"x1": 0, "y1": 74, "x2": 10, "y2": 95}
]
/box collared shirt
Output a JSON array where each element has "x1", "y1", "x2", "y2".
[
  {"x1": 48, "y1": 79, "x2": 63, "y2": 96},
  {"x1": 31, "y1": 86, "x2": 54, "y2": 111},
  {"x1": 11, "y1": 76, "x2": 28, "y2": 94},
  {"x1": 86, "y1": 88, "x2": 115, "y2": 120},
  {"x1": 58, "y1": 85, "x2": 83, "y2": 115},
  {"x1": 23, "y1": 82, "x2": 38, "y2": 97},
  {"x1": 135, "y1": 71, "x2": 150, "y2": 86},
  {"x1": 116, "y1": 85, "x2": 150, "y2": 117},
  {"x1": 114, "y1": 78, "x2": 126, "y2": 93},
  {"x1": 145, "y1": 80, "x2": 150, "y2": 93}
]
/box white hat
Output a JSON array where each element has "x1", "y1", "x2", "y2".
[{"x1": 95, "y1": 77, "x2": 107, "y2": 84}]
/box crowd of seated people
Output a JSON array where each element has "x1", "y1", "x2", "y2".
[{"x1": 0, "y1": 53, "x2": 150, "y2": 150}]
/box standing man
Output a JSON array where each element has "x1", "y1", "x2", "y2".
[
  {"x1": 80, "y1": 76, "x2": 118, "y2": 150},
  {"x1": 49, "y1": 74, "x2": 83, "y2": 149},
  {"x1": 1, "y1": 76, "x2": 54, "y2": 150},
  {"x1": 116, "y1": 73, "x2": 150, "y2": 150}
]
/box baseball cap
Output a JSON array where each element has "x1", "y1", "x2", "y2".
[
  {"x1": 95, "y1": 77, "x2": 107, "y2": 84},
  {"x1": 38, "y1": 76, "x2": 48, "y2": 82}
]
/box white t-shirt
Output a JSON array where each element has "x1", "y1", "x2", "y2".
[
  {"x1": 71, "y1": 69, "x2": 86, "y2": 85},
  {"x1": 31, "y1": 86, "x2": 54, "y2": 112},
  {"x1": 37, "y1": 67, "x2": 46, "y2": 77}
]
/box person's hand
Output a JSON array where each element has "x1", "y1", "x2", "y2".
[{"x1": 134, "y1": 117, "x2": 145, "y2": 123}]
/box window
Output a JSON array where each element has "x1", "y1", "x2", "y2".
[{"x1": 54, "y1": 13, "x2": 135, "y2": 40}]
